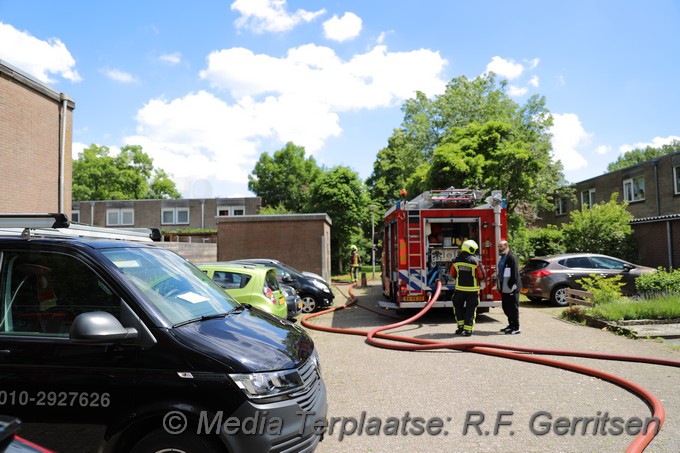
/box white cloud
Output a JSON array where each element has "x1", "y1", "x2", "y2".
[
  {"x1": 103, "y1": 68, "x2": 137, "y2": 83},
  {"x1": 550, "y1": 113, "x2": 591, "y2": 170},
  {"x1": 131, "y1": 43, "x2": 447, "y2": 196},
  {"x1": 323, "y1": 12, "x2": 362, "y2": 42},
  {"x1": 159, "y1": 53, "x2": 182, "y2": 65},
  {"x1": 596, "y1": 145, "x2": 610, "y2": 155},
  {"x1": 199, "y1": 44, "x2": 447, "y2": 109},
  {"x1": 231, "y1": 0, "x2": 325, "y2": 33},
  {"x1": 619, "y1": 135, "x2": 680, "y2": 153},
  {"x1": 507, "y1": 85, "x2": 528, "y2": 97},
  {"x1": 485, "y1": 56, "x2": 524, "y2": 80},
  {"x1": 0, "y1": 22, "x2": 81, "y2": 83},
  {"x1": 528, "y1": 75, "x2": 539, "y2": 87}
]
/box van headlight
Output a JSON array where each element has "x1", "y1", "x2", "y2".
[{"x1": 230, "y1": 369, "x2": 303, "y2": 399}]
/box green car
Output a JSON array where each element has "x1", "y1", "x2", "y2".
[{"x1": 198, "y1": 262, "x2": 288, "y2": 319}]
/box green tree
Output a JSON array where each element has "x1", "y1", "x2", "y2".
[
  {"x1": 73, "y1": 144, "x2": 180, "y2": 200},
  {"x1": 247, "y1": 142, "x2": 323, "y2": 212},
  {"x1": 367, "y1": 73, "x2": 566, "y2": 219},
  {"x1": 306, "y1": 166, "x2": 370, "y2": 273},
  {"x1": 561, "y1": 194, "x2": 637, "y2": 260},
  {"x1": 607, "y1": 140, "x2": 680, "y2": 172}
]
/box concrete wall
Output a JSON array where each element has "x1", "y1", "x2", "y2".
[
  {"x1": 155, "y1": 242, "x2": 217, "y2": 264},
  {"x1": 1, "y1": 60, "x2": 74, "y2": 213},
  {"x1": 217, "y1": 214, "x2": 332, "y2": 281}
]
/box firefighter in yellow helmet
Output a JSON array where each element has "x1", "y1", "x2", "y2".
[
  {"x1": 449, "y1": 240, "x2": 486, "y2": 337},
  {"x1": 349, "y1": 245, "x2": 362, "y2": 283}
]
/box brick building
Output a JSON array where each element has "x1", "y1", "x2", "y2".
[
  {"x1": 1, "y1": 59, "x2": 75, "y2": 213},
  {"x1": 72, "y1": 197, "x2": 261, "y2": 231},
  {"x1": 536, "y1": 151, "x2": 680, "y2": 269},
  {"x1": 217, "y1": 214, "x2": 332, "y2": 282}
]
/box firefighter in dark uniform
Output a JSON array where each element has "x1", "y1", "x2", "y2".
[{"x1": 449, "y1": 240, "x2": 486, "y2": 337}]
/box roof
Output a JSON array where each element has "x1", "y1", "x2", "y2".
[{"x1": 629, "y1": 213, "x2": 680, "y2": 224}]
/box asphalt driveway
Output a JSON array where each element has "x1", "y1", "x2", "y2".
[{"x1": 306, "y1": 281, "x2": 680, "y2": 453}]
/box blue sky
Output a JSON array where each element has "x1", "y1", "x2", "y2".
[{"x1": 1, "y1": 0, "x2": 679, "y2": 198}]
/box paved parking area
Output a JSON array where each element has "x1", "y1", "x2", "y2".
[{"x1": 307, "y1": 282, "x2": 680, "y2": 453}]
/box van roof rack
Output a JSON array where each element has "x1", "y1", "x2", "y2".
[{"x1": 0, "y1": 213, "x2": 161, "y2": 242}]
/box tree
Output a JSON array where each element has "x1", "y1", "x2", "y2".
[
  {"x1": 72, "y1": 144, "x2": 181, "y2": 201},
  {"x1": 247, "y1": 142, "x2": 323, "y2": 212},
  {"x1": 561, "y1": 194, "x2": 637, "y2": 261},
  {"x1": 367, "y1": 73, "x2": 566, "y2": 219},
  {"x1": 606, "y1": 140, "x2": 680, "y2": 172},
  {"x1": 306, "y1": 166, "x2": 370, "y2": 273}
]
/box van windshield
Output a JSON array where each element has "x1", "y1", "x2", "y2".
[{"x1": 100, "y1": 247, "x2": 240, "y2": 325}]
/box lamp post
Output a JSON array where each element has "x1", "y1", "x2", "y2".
[{"x1": 368, "y1": 204, "x2": 378, "y2": 280}]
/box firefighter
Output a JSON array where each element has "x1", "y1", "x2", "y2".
[
  {"x1": 449, "y1": 239, "x2": 486, "y2": 337},
  {"x1": 349, "y1": 245, "x2": 362, "y2": 282}
]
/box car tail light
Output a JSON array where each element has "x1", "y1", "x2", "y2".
[
  {"x1": 530, "y1": 269, "x2": 552, "y2": 278},
  {"x1": 263, "y1": 287, "x2": 276, "y2": 304}
]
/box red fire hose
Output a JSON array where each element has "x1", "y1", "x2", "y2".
[{"x1": 302, "y1": 281, "x2": 680, "y2": 452}]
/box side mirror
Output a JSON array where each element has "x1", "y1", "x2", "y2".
[
  {"x1": 623, "y1": 263, "x2": 634, "y2": 271},
  {"x1": 70, "y1": 311, "x2": 138, "y2": 343}
]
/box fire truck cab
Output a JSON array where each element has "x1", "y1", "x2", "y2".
[{"x1": 381, "y1": 188, "x2": 507, "y2": 310}]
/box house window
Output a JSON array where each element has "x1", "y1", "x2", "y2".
[
  {"x1": 555, "y1": 198, "x2": 567, "y2": 216},
  {"x1": 217, "y1": 206, "x2": 245, "y2": 216},
  {"x1": 72, "y1": 210, "x2": 80, "y2": 223},
  {"x1": 623, "y1": 176, "x2": 645, "y2": 202},
  {"x1": 161, "y1": 207, "x2": 190, "y2": 225},
  {"x1": 674, "y1": 166, "x2": 680, "y2": 195},
  {"x1": 581, "y1": 189, "x2": 595, "y2": 209},
  {"x1": 106, "y1": 208, "x2": 134, "y2": 226}
]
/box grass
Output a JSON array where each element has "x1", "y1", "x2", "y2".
[
  {"x1": 332, "y1": 265, "x2": 382, "y2": 284},
  {"x1": 591, "y1": 294, "x2": 680, "y2": 322}
]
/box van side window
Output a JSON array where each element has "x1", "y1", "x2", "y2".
[{"x1": 0, "y1": 251, "x2": 120, "y2": 336}]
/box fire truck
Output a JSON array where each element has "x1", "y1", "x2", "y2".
[{"x1": 380, "y1": 188, "x2": 507, "y2": 311}]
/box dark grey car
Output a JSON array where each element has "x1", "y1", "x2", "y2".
[{"x1": 520, "y1": 253, "x2": 656, "y2": 306}]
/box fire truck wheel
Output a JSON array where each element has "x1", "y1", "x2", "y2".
[{"x1": 550, "y1": 285, "x2": 569, "y2": 307}]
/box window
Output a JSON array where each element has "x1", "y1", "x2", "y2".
[
  {"x1": 161, "y1": 207, "x2": 190, "y2": 225},
  {"x1": 213, "y1": 271, "x2": 251, "y2": 290},
  {"x1": 581, "y1": 189, "x2": 595, "y2": 210},
  {"x1": 217, "y1": 206, "x2": 245, "y2": 216},
  {"x1": 72, "y1": 210, "x2": 80, "y2": 223},
  {"x1": 674, "y1": 166, "x2": 680, "y2": 195},
  {"x1": 0, "y1": 251, "x2": 120, "y2": 336},
  {"x1": 555, "y1": 198, "x2": 567, "y2": 216},
  {"x1": 560, "y1": 257, "x2": 592, "y2": 268},
  {"x1": 107, "y1": 208, "x2": 134, "y2": 226},
  {"x1": 623, "y1": 176, "x2": 645, "y2": 202}
]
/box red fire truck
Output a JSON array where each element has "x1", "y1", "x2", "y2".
[{"x1": 381, "y1": 188, "x2": 507, "y2": 311}]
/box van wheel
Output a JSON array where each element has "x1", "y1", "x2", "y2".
[
  {"x1": 300, "y1": 295, "x2": 318, "y2": 313},
  {"x1": 550, "y1": 285, "x2": 569, "y2": 307},
  {"x1": 130, "y1": 430, "x2": 222, "y2": 453}
]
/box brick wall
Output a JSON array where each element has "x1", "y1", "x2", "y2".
[
  {"x1": 217, "y1": 214, "x2": 332, "y2": 281},
  {"x1": 1, "y1": 61, "x2": 74, "y2": 213}
]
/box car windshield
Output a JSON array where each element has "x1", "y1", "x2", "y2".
[{"x1": 100, "y1": 247, "x2": 240, "y2": 325}]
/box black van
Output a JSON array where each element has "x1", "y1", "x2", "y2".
[{"x1": 0, "y1": 216, "x2": 327, "y2": 452}]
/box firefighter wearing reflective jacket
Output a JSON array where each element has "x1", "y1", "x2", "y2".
[{"x1": 449, "y1": 240, "x2": 486, "y2": 337}]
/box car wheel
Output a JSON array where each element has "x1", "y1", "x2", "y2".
[
  {"x1": 550, "y1": 285, "x2": 569, "y2": 307},
  {"x1": 131, "y1": 429, "x2": 222, "y2": 453},
  {"x1": 300, "y1": 295, "x2": 318, "y2": 313}
]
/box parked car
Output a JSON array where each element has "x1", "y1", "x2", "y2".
[
  {"x1": 520, "y1": 253, "x2": 656, "y2": 306},
  {"x1": 280, "y1": 283, "x2": 303, "y2": 320},
  {"x1": 0, "y1": 214, "x2": 327, "y2": 452},
  {"x1": 197, "y1": 262, "x2": 288, "y2": 319},
  {"x1": 230, "y1": 259, "x2": 335, "y2": 313}
]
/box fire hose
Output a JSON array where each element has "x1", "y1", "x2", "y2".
[{"x1": 301, "y1": 281, "x2": 680, "y2": 452}]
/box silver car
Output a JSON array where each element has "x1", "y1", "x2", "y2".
[{"x1": 520, "y1": 253, "x2": 656, "y2": 306}]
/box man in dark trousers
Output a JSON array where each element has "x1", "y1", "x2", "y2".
[
  {"x1": 449, "y1": 240, "x2": 486, "y2": 337},
  {"x1": 497, "y1": 240, "x2": 521, "y2": 334}
]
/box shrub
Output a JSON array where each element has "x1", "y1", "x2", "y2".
[
  {"x1": 635, "y1": 267, "x2": 680, "y2": 295},
  {"x1": 576, "y1": 274, "x2": 625, "y2": 305}
]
